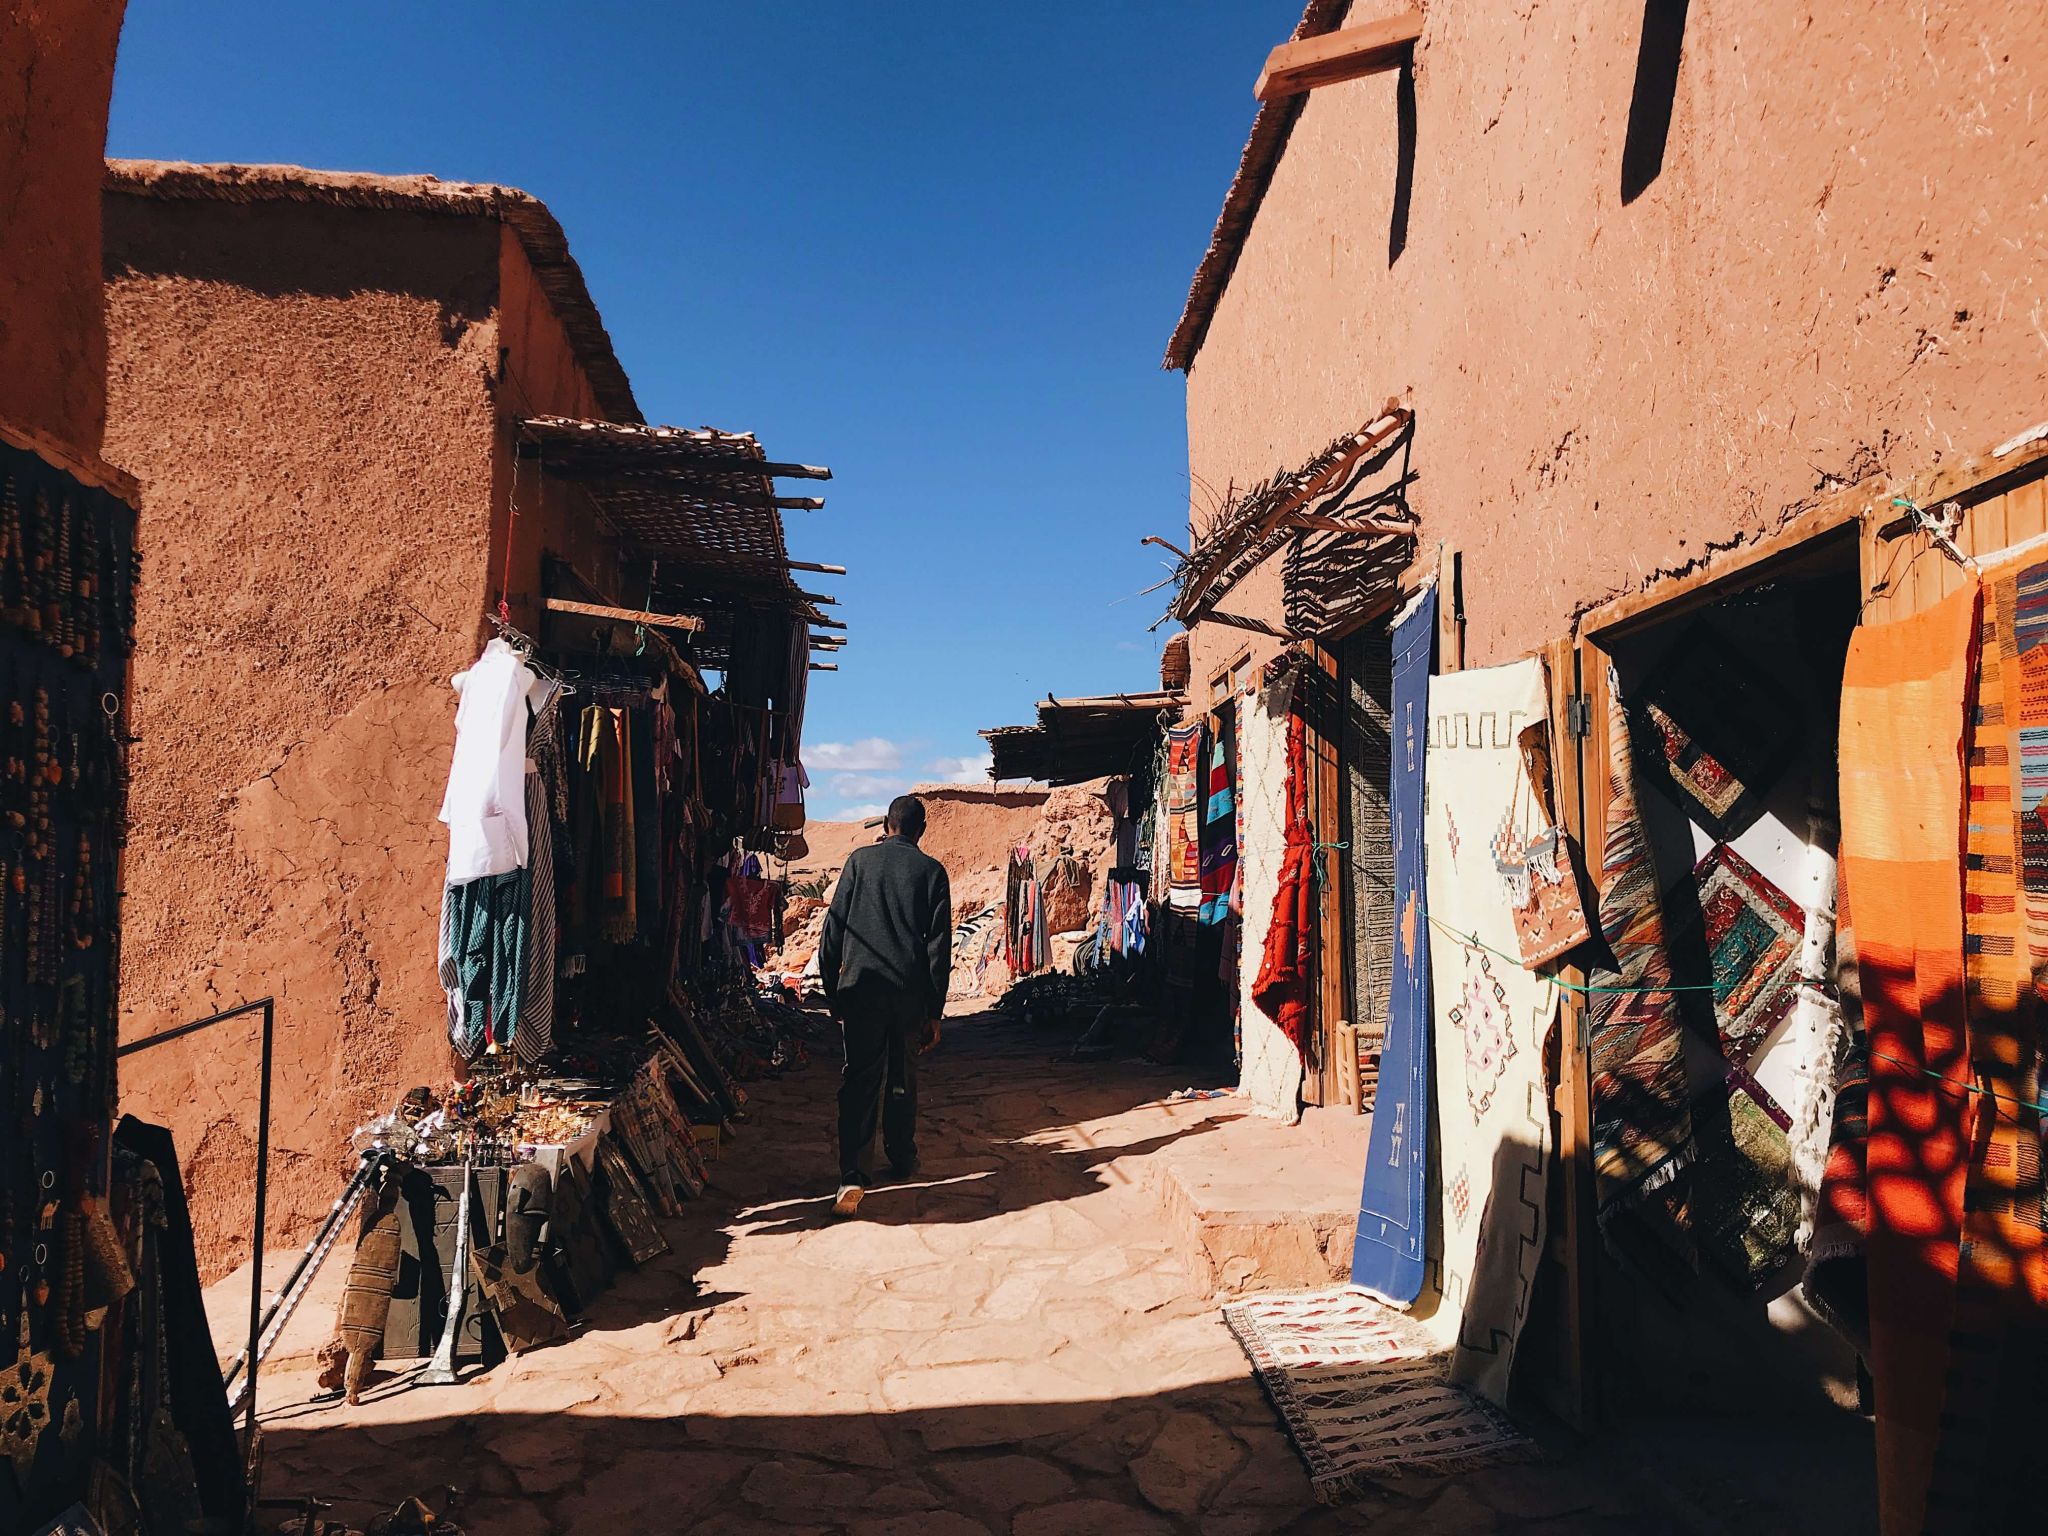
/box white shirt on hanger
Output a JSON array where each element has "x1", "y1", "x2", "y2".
[{"x1": 439, "y1": 637, "x2": 540, "y2": 883}]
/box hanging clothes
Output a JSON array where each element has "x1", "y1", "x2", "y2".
[
  {"x1": 1198, "y1": 711, "x2": 1238, "y2": 925},
  {"x1": 439, "y1": 638, "x2": 540, "y2": 883},
  {"x1": 1166, "y1": 724, "x2": 1203, "y2": 909},
  {"x1": 441, "y1": 868, "x2": 530, "y2": 1058},
  {"x1": 1253, "y1": 710, "x2": 1316, "y2": 1055},
  {"x1": 517, "y1": 691, "x2": 565, "y2": 1067},
  {"x1": 1238, "y1": 673, "x2": 1303, "y2": 1123},
  {"x1": 581, "y1": 705, "x2": 638, "y2": 944}
]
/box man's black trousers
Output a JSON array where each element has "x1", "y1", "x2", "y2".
[{"x1": 836, "y1": 986, "x2": 922, "y2": 1186}]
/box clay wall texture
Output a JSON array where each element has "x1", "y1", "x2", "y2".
[
  {"x1": 0, "y1": 0, "x2": 126, "y2": 453},
  {"x1": 1181, "y1": 1, "x2": 2048, "y2": 683},
  {"x1": 102, "y1": 193, "x2": 511, "y2": 1275}
]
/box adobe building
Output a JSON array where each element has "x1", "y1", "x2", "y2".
[
  {"x1": 102, "y1": 162, "x2": 831, "y2": 1276},
  {"x1": 1158, "y1": 0, "x2": 2048, "y2": 1503}
]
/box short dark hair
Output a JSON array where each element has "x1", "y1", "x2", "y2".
[{"x1": 886, "y1": 794, "x2": 927, "y2": 840}]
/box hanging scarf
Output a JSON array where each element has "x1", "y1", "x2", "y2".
[
  {"x1": 1199, "y1": 713, "x2": 1238, "y2": 925},
  {"x1": 1253, "y1": 711, "x2": 1315, "y2": 1051}
]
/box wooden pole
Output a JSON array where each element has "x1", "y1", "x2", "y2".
[
  {"x1": 786, "y1": 560, "x2": 848, "y2": 575},
  {"x1": 543, "y1": 596, "x2": 705, "y2": 633}
]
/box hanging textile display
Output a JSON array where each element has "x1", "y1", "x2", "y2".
[
  {"x1": 1586, "y1": 671, "x2": 1695, "y2": 1250},
  {"x1": 1253, "y1": 711, "x2": 1316, "y2": 1057},
  {"x1": 1805, "y1": 861, "x2": 1870, "y2": 1341},
  {"x1": 1417, "y1": 657, "x2": 1557, "y2": 1405},
  {"x1": 1920, "y1": 554, "x2": 2048, "y2": 1532},
  {"x1": 1352, "y1": 585, "x2": 1437, "y2": 1304},
  {"x1": 1199, "y1": 712, "x2": 1238, "y2": 925},
  {"x1": 1681, "y1": 844, "x2": 1805, "y2": 1066},
  {"x1": 1628, "y1": 625, "x2": 1799, "y2": 842},
  {"x1": 1238, "y1": 671, "x2": 1303, "y2": 1123},
  {"x1": 1166, "y1": 723, "x2": 1203, "y2": 909},
  {"x1": 518, "y1": 691, "x2": 566, "y2": 1068},
  {"x1": 1837, "y1": 583, "x2": 1976, "y2": 1536}
]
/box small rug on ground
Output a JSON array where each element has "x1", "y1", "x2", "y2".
[{"x1": 1221, "y1": 1288, "x2": 1536, "y2": 1502}]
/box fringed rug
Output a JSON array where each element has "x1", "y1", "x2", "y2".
[{"x1": 1222, "y1": 1288, "x2": 1534, "y2": 1502}]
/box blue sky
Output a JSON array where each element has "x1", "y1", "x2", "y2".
[{"x1": 108, "y1": 3, "x2": 1300, "y2": 820}]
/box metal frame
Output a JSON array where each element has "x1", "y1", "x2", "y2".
[{"x1": 117, "y1": 996, "x2": 274, "y2": 1453}]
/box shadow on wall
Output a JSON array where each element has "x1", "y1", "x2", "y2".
[{"x1": 1620, "y1": 0, "x2": 1691, "y2": 204}]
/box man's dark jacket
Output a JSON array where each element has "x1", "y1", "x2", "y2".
[{"x1": 819, "y1": 834, "x2": 952, "y2": 1015}]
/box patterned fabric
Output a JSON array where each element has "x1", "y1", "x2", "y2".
[
  {"x1": 1837, "y1": 584, "x2": 1976, "y2": 1536},
  {"x1": 1922, "y1": 556, "x2": 2048, "y2": 1532},
  {"x1": 1629, "y1": 625, "x2": 1799, "y2": 840},
  {"x1": 1166, "y1": 724, "x2": 1203, "y2": 909},
  {"x1": 1689, "y1": 1071, "x2": 1801, "y2": 1290},
  {"x1": 1420, "y1": 660, "x2": 1556, "y2": 1405},
  {"x1": 1353, "y1": 586, "x2": 1435, "y2": 1304},
  {"x1": 1220, "y1": 1288, "x2": 1532, "y2": 1501},
  {"x1": 338, "y1": 1174, "x2": 404, "y2": 1403},
  {"x1": 1684, "y1": 844, "x2": 1805, "y2": 1065},
  {"x1": 1199, "y1": 712, "x2": 1238, "y2": 925},
  {"x1": 1587, "y1": 671, "x2": 1694, "y2": 1248},
  {"x1": 1238, "y1": 680, "x2": 1304, "y2": 1123}
]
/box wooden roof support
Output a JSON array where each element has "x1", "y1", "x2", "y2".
[
  {"x1": 774, "y1": 497, "x2": 826, "y2": 511},
  {"x1": 809, "y1": 662, "x2": 839, "y2": 672},
  {"x1": 810, "y1": 636, "x2": 846, "y2": 650},
  {"x1": 543, "y1": 596, "x2": 706, "y2": 633},
  {"x1": 785, "y1": 559, "x2": 848, "y2": 575},
  {"x1": 1255, "y1": 10, "x2": 1424, "y2": 101},
  {"x1": 810, "y1": 616, "x2": 848, "y2": 630},
  {"x1": 1286, "y1": 512, "x2": 1420, "y2": 537}
]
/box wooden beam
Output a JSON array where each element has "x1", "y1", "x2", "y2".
[
  {"x1": 1437, "y1": 547, "x2": 1465, "y2": 671},
  {"x1": 808, "y1": 662, "x2": 838, "y2": 672},
  {"x1": 1255, "y1": 10, "x2": 1424, "y2": 102},
  {"x1": 1285, "y1": 513, "x2": 1421, "y2": 537},
  {"x1": 1204, "y1": 608, "x2": 1302, "y2": 641},
  {"x1": 797, "y1": 590, "x2": 838, "y2": 606},
  {"x1": 810, "y1": 616, "x2": 848, "y2": 630},
  {"x1": 543, "y1": 596, "x2": 706, "y2": 633},
  {"x1": 785, "y1": 560, "x2": 847, "y2": 575},
  {"x1": 809, "y1": 636, "x2": 846, "y2": 650},
  {"x1": 774, "y1": 497, "x2": 826, "y2": 511}
]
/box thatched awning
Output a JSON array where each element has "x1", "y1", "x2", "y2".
[
  {"x1": 982, "y1": 691, "x2": 1184, "y2": 785},
  {"x1": 1164, "y1": 406, "x2": 1416, "y2": 641},
  {"x1": 519, "y1": 415, "x2": 836, "y2": 669}
]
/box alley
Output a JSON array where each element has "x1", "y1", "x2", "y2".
[{"x1": 250, "y1": 1011, "x2": 1647, "y2": 1536}]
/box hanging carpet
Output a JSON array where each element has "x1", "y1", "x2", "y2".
[
  {"x1": 1351, "y1": 585, "x2": 1436, "y2": 1304},
  {"x1": 1418, "y1": 658, "x2": 1556, "y2": 1404},
  {"x1": 1586, "y1": 670, "x2": 1695, "y2": 1254},
  {"x1": 1166, "y1": 724, "x2": 1203, "y2": 910},
  {"x1": 1221, "y1": 1288, "x2": 1533, "y2": 1502},
  {"x1": 1239, "y1": 673, "x2": 1304, "y2": 1123},
  {"x1": 1682, "y1": 844, "x2": 1805, "y2": 1066},
  {"x1": 1628, "y1": 625, "x2": 1799, "y2": 841},
  {"x1": 1199, "y1": 711, "x2": 1239, "y2": 925}
]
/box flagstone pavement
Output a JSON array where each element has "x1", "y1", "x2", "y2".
[{"x1": 253, "y1": 1010, "x2": 1675, "y2": 1535}]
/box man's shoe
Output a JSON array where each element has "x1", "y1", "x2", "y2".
[{"x1": 832, "y1": 1183, "x2": 865, "y2": 1218}]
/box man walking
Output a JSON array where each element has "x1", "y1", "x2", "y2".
[{"x1": 818, "y1": 794, "x2": 952, "y2": 1216}]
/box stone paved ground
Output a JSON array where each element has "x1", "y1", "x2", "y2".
[{"x1": 254, "y1": 1009, "x2": 1671, "y2": 1535}]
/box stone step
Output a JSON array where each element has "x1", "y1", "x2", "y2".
[{"x1": 1143, "y1": 1099, "x2": 1373, "y2": 1296}]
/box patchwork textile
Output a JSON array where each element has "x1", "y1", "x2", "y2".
[
  {"x1": 1221, "y1": 1288, "x2": 1532, "y2": 1502},
  {"x1": 1689, "y1": 1070, "x2": 1801, "y2": 1291},
  {"x1": 1352, "y1": 586, "x2": 1437, "y2": 1305},
  {"x1": 1837, "y1": 583, "x2": 1976, "y2": 1536},
  {"x1": 1587, "y1": 671, "x2": 1695, "y2": 1247},
  {"x1": 1166, "y1": 724, "x2": 1203, "y2": 910},
  {"x1": 1199, "y1": 712, "x2": 1239, "y2": 925},
  {"x1": 1630, "y1": 626, "x2": 1798, "y2": 840},
  {"x1": 1239, "y1": 678, "x2": 1304, "y2": 1124},
  {"x1": 1685, "y1": 844, "x2": 1805, "y2": 1066},
  {"x1": 1420, "y1": 660, "x2": 1556, "y2": 1404}
]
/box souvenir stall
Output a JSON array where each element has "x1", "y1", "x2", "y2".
[
  {"x1": 0, "y1": 440, "x2": 241, "y2": 1530},
  {"x1": 285, "y1": 418, "x2": 842, "y2": 1401}
]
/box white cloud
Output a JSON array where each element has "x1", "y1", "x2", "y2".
[
  {"x1": 828, "y1": 772, "x2": 910, "y2": 801},
  {"x1": 924, "y1": 752, "x2": 992, "y2": 784},
  {"x1": 838, "y1": 802, "x2": 891, "y2": 822},
  {"x1": 808, "y1": 738, "x2": 903, "y2": 772}
]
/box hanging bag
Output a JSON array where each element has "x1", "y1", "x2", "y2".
[{"x1": 1492, "y1": 721, "x2": 1592, "y2": 968}]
